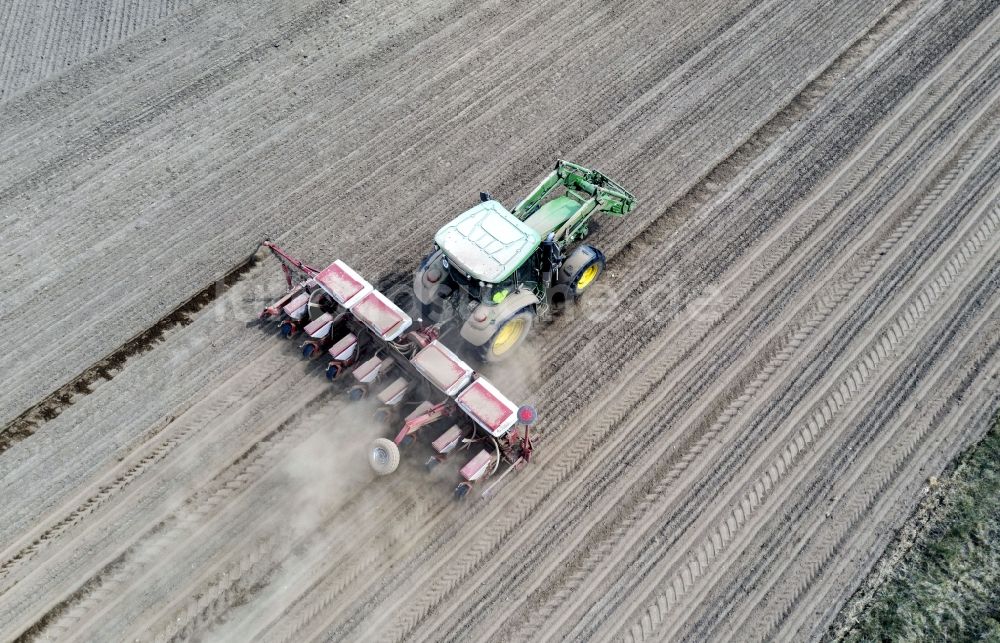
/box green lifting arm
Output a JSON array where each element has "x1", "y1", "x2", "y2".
[
  {"x1": 511, "y1": 160, "x2": 637, "y2": 219},
  {"x1": 511, "y1": 159, "x2": 637, "y2": 246}
]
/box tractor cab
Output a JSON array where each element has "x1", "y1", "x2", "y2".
[{"x1": 433, "y1": 200, "x2": 542, "y2": 306}]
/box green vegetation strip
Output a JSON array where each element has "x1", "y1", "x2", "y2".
[{"x1": 832, "y1": 411, "x2": 1000, "y2": 641}]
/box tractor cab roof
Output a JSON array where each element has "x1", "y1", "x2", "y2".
[{"x1": 434, "y1": 201, "x2": 541, "y2": 283}]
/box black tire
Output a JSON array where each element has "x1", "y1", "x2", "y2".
[
  {"x1": 569, "y1": 248, "x2": 605, "y2": 298},
  {"x1": 479, "y1": 308, "x2": 534, "y2": 362},
  {"x1": 369, "y1": 438, "x2": 400, "y2": 475}
]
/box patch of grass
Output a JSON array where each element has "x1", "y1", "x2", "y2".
[{"x1": 839, "y1": 411, "x2": 1000, "y2": 642}]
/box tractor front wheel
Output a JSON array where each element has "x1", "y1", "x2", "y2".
[
  {"x1": 568, "y1": 247, "x2": 605, "y2": 298},
  {"x1": 369, "y1": 438, "x2": 400, "y2": 475}
]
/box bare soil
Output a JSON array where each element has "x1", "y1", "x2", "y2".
[
  {"x1": 829, "y1": 412, "x2": 1000, "y2": 641},
  {"x1": 1, "y1": 0, "x2": 999, "y2": 640}
]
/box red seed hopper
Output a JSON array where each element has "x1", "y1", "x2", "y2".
[{"x1": 258, "y1": 241, "x2": 535, "y2": 499}]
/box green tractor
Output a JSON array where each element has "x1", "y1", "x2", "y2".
[{"x1": 414, "y1": 160, "x2": 637, "y2": 361}]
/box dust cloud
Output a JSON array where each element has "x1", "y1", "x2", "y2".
[{"x1": 202, "y1": 397, "x2": 418, "y2": 642}]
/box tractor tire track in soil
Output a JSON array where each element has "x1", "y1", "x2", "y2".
[
  {"x1": 303, "y1": 3, "x2": 999, "y2": 641},
  {"x1": 1, "y1": 0, "x2": 998, "y2": 640},
  {"x1": 520, "y1": 93, "x2": 1000, "y2": 643}
]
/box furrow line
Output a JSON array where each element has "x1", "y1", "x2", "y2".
[
  {"x1": 525, "y1": 0, "x2": 1000, "y2": 466},
  {"x1": 515, "y1": 106, "x2": 1000, "y2": 642},
  {"x1": 696, "y1": 255, "x2": 1000, "y2": 641},
  {"x1": 663, "y1": 178, "x2": 1000, "y2": 642},
  {"x1": 513, "y1": 107, "x2": 999, "y2": 642},
  {"x1": 0, "y1": 343, "x2": 294, "y2": 589},
  {"x1": 745, "y1": 297, "x2": 1000, "y2": 642},
  {"x1": 779, "y1": 354, "x2": 1000, "y2": 642},
  {"x1": 313, "y1": 10, "x2": 998, "y2": 635},
  {"x1": 422, "y1": 21, "x2": 1000, "y2": 643},
  {"x1": 533, "y1": 0, "x2": 1000, "y2": 408},
  {"x1": 0, "y1": 250, "x2": 260, "y2": 453},
  {"x1": 492, "y1": 0, "x2": 972, "y2": 414},
  {"x1": 528, "y1": 0, "x2": 928, "y2": 370},
  {"x1": 233, "y1": 484, "x2": 453, "y2": 643},
  {"x1": 616, "y1": 179, "x2": 1000, "y2": 642},
  {"x1": 27, "y1": 0, "x2": 751, "y2": 292},
  {"x1": 3, "y1": 370, "x2": 330, "y2": 639},
  {"x1": 139, "y1": 489, "x2": 432, "y2": 643},
  {"x1": 26, "y1": 389, "x2": 342, "y2": 641},
  {"x1": 349, "y1": 0, "x2": 891, "y2": 275},
  {"x1": 548, "y1": 129, "x2": 1000, "y2": 641}
]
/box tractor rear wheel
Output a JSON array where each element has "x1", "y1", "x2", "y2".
[
  {"x1": 480, "y1": 308, "x2": 534, "y2": 362},
  {"x1": 369, "y1": 438, "x2": 400, "y2": 475}
]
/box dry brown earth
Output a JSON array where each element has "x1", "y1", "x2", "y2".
[{"x1": 1, "y1": 0, "x2": 999, "y2": 640}]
